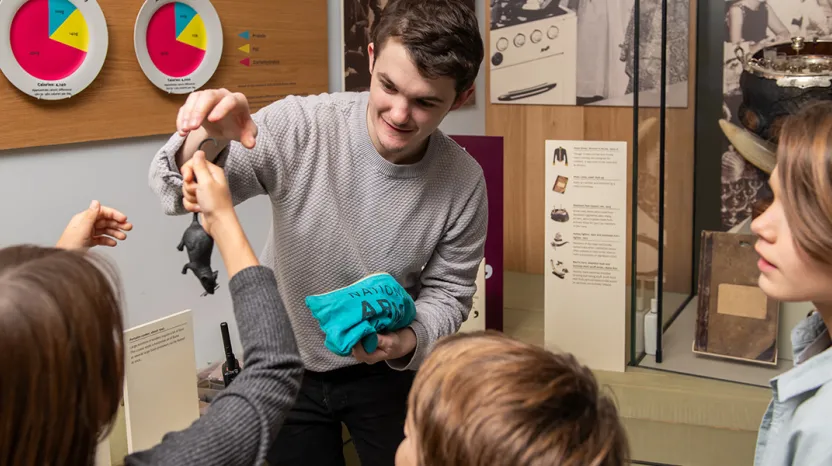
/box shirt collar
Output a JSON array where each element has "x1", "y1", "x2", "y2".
[{"x1": 773, "y1": 311, "x2": 832, "y2": 402}]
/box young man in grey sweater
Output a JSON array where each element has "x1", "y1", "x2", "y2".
[{"x1": 148, "y1": 1, "x2": 486, "y2": 464}]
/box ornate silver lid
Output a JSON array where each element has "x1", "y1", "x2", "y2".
[{"x1": 736, "y1": 37, "x2": 832, "y2": 88}]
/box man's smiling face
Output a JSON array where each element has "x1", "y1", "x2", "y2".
[{"x1": 366, "y1": 38, "x2": 472, "y2": 162}]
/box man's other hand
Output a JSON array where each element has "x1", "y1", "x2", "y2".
[{"x1": 352, "y1": 327, "x2": 417, "y2": 364}]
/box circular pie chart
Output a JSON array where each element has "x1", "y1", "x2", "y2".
[
  {"x1": 147, "y1": 2, "x2": 206, "y2": 78},
  {"x1": 0, "y1": 0, "x2": 108, "y2": 99},
  {"x1": 10, "y1": 0, "x2": 88, "y2": 81},
  {"x1": 134, "y1": 0, "x2": 222, "y2": 94}
]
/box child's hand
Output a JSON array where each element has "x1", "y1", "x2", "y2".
[
  {"x1": 181, "y1": 150, "x2": 234, "y2": 236},
  {"x1": 57, "y1": 200, "x2": 133, "y2": 249},
  {"x1": 183, "y1": 151, "x2": 258, "y2": 278}
]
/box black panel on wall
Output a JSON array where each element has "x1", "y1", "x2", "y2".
[{"x1": 692, "y1": 0, "x2": 726, "y2": 289}]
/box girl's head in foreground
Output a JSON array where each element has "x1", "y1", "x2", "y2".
[
  {"x1": 396, "y1": 331, "x2": 629, "y2": 466},
  {"x1": 752, "y1": 101, "x2": 832, "y2": 305},
  {"x1": 0, "y1": 245, "x2": 124, "y2": 466}
]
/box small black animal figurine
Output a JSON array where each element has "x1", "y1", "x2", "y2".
[
  {"x1": 177, "y1": 137, "x2": 220, "y2": 296},
  {"x1": 178, "y1": 212, "x2": 218, "y2": 296}
]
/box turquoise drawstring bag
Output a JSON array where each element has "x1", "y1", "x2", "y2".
[{"x1": 305, "y1": 273, "x2": 417, "y2": 357}]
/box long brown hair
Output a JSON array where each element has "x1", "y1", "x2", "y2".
[
  {"x1": 0, "y1": 245, "x2": 125, "y2": 466},
  {"x1": 408, "y1": 331, "x2": 629, "y2": 466},
  {"x1": 776, "y1": 101, "x2": 832, "y2": 266}
]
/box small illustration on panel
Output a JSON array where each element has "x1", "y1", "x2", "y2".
[
  {"x1": 551, "y1": 205, "x2": 569, "y2": 222},
  {"x1": 550, "y1": 232, "x2": 569, "y2": 249},
  {"x1": 553, "y1": 146, "x2": 568, "y2": 165},
  {"x1": 550, "y1": 259, "x2": 569, "y2": 279},
  {"x1": 553, "y1": 175, "x2": 569, "y2": 193}
]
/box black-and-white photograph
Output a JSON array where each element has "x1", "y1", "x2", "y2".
[
  {"x1": 721, "y1": 0, "x2": 832, "y2": 230},
  {"x1": 342, "y1": 0, "x2": 477, "y2": 106},
  {"x1": 488, "y1": 0, "x2": 689, "y2": 107}
]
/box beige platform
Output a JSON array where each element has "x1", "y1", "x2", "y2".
[{"x1": 638, "y1": 295, "x2": 791, "y2": 387}]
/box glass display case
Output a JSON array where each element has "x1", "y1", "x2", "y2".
[
  {"x1": 630, "y1": 0, "x2": 832, "y2": 387},
  {"x1": 625, "y1": 0, "x2": 695, "y2": 370}
]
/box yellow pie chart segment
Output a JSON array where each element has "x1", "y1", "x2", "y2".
[
  {"x1": 50, "y1": 8, "x2": 89, "y2": 52},
  {"x1": 176, "y1": 13, "x2": 207, "y2": 51}
]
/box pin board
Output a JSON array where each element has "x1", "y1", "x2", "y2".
[{"x1": 0, "y1": 0, "x2": 328, "y2": 150}]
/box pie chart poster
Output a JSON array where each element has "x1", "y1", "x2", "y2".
[
  {"x1": 10, "y1": 0, "x2": 89, "y2": 83},
  {"x1": 0, "y1": 0, "x2": 330, "y2": 151},
  {"x1": 146, "y1": 2, "x2": 208, "y2": 79},
  {"x1": 449, "y1": 135, "x2": 504, "y2": 331}
]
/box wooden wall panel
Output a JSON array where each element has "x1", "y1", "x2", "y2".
[
  {"x1": 0, "y1": 0, "x2": 328, "y2": 150},
  {"x1": 487, "y1": 0, "x2": 697, "y2": 294}
]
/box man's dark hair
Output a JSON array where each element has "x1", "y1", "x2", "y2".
[{"x1": 370, "y1": 0, "x2": 483, "y2": 96}]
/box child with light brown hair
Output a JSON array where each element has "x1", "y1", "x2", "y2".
[{"x1": 394, "y1": 331, "x2": 629, "y2": 466}]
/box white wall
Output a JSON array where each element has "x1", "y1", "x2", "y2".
[{"x1": 0, "y1": 0, "x2": 485, "y2": 368}]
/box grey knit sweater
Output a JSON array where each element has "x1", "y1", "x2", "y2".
[
  {"x1": 148, "y1": 91, "x2": 488, "y2": 372},
  {"x1": 123, "y1": 266, "x2": 303, "y2": 465}
]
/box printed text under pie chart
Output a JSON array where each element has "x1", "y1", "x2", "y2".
[
  {"x1": 10, "y1": 0, "x2": 89, "y2": 81},
  {"x1": 146, "y1": 2, "x2": 207, "y2": 78}
]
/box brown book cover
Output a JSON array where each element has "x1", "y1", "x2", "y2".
[{"x1": 693, "y1": 231, "x2": 779, "y2": 365}]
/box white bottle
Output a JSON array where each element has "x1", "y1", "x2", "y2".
[
  {"x1": 644, "y1": 298, "x2": 658, "y2": 356},
  {"x1": 635, "y1": 279, "x2": 647, "y2": 355},
  {"x1": 635, "y1": 308, "x2": 646, "y2": 355}
]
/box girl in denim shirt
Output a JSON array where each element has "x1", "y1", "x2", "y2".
[{"x1": 751, "y1": 101, "x2": 832, "y2": 465}]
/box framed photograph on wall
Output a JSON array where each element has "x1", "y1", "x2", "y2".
[
  {"x1": 695, "y1": 0, "x2": 832, "y2": 272},
  {"x1": 489, "y1": 0, "x2": 690, "y2": 107},
  {"x1": 720, "y1": 0, "x2": 832, "y2": 232}
]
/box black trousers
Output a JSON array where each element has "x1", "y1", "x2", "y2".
[{"x1": 266, "y1": 362, "x2": 415, "y2": 466}]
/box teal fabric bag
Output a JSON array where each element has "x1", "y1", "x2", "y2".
[{"x1": 305, "y1": 273, "x2": 417, "y2": 357}]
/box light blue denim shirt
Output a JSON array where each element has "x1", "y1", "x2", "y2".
[{"x1": 755, "y1": 311, "x2": 832, "y2": 466}]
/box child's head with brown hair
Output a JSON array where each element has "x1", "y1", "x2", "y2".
[
  {"x1": 395, "y1": 331, "x2": 629, "y2": 466},
  {"x1": 0, "y1": 245, "x2": 125, "y2": 466},
  {"x1": 752, "y1": 100, "x2": 832, "y2": 305}
]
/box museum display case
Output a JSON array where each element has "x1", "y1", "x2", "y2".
[
  {"x1": 623, "y1": 0, "x2": 695, "y2": 370},
  {"x1": 630, "y1": 0, "x2": 832, "y2": 386}
]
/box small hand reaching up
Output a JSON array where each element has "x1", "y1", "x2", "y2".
[
  {"x1": 182, "y1": 150, "x2": 259, "y2": 277},
  {"x1": 57, "y1": 200, "x2": 133, "y2": 250},
  {"x1": 181, "y1": 150, "x2": 234, "y2": 237}
]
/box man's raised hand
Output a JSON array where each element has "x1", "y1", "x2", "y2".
[{"x1": 176, "y1": 88, "x2": 258, "y2": 149}]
